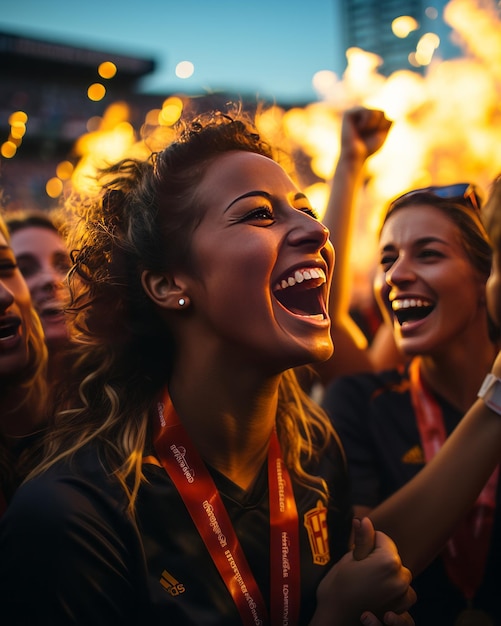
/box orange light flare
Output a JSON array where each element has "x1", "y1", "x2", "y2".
[{"x1": 72, "y1": 102, "x2": 148, "y2": 194}]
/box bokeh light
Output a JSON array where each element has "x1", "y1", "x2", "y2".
[
  {"x1": 56, "y1": 161, "x2": 74, "y2": 180},
  {"x1": 87, "y1": 83, "x2": 106, "y2": 101},
  {"x1": 46, "y1": 177, "x2": 64, "y2": 198},
  {"x1": 392, "y1": 16, "x2": 420, "y2": 38},
  {"x1": 1, "y1": 142, "x2": 17, "y2": 159},
  {"x1": 175, "y1": 61, "x2": 194, "y2": 79},
  {"x1": 98, "y1": 61, "x2": 117, "y2": 79}
]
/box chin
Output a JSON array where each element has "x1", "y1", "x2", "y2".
[
  {"x1": 293, "y1": 343, "x2": 334, "y2": 369},
  {"x1": 45, "y1": 331, "x2": 70, "y2": 350}
]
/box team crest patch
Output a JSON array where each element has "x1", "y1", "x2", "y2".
[{"x1": 304, "y1": 500, "x2": 330, "y2": 565}]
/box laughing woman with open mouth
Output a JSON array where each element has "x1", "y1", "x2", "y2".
[
  {"x1": 323, "y1": 184, "x2": 501, "y2": 625},
  {"x1": 0, "y1": 214, "x2": 47, "y2": 516}
]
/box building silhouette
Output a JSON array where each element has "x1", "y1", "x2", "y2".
[{"x1": 332, "y1": 0, "x2": 462, "y2": 76}]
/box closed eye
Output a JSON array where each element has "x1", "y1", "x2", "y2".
[
  {"x1": 418, "y1": 248, "x2": 444, "y2": 260},
  {"x1": 0, "y1": 261, "x2": 18, "y2": 275},
  {"x1": 380, "y1": 254, "x2": 397, "y2": 271},
  {"x1": 301, "y1": 207, "x2": 319, "y2": 220}
]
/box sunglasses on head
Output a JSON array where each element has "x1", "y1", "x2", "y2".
[{"x1": 395, "y1": 183, "x2": 481, "y2": 213}]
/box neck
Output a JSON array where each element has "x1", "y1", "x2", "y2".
[
  {"x1": 1, "y1": 385, "x2": 45, "y2": 438},
  {"x1": 418, "y1": 338, "x2": 497, "y2": 412},
  {"x1": 167, "y1": 369, "x2": 280, "y2": 490}
]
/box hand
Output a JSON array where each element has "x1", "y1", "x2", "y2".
[
  {"x1": 355, "y1": 519, "x2": 415, "y2": 626},
  {"x1": 309, "y1": 517, "x2": 416, "y2": 626},
  {"x1": 339, "y1": 107, "x2": 393, "y2": 164}
]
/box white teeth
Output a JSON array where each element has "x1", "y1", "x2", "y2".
[
  {"x1": 276, "y1": 267, "x2": 326, "y2": 290},
  {"x1": 392, "y1": 298, "x2": 433, "y2": 311}
]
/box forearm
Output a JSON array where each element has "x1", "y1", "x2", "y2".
[{"x1": 324, "y1": 152, "x2": 367, "y2": 320}]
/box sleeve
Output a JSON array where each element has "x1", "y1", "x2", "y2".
[
  {"x1": 0, "y1": 472, "x2": 146, "y2": 626},
  {"x1": 322, "y1": 375, "x2": 382, "y2": 508}
]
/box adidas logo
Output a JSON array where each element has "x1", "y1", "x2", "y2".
[{"x1": 160, "y1": 569, "x2": 186, "y2": 596}]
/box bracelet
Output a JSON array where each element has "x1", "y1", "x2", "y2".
[{"x1": 478, "y1": 373, "x2": 501, "y2": 416}]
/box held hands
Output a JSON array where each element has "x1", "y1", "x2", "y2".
[
  {"x1": 310, "y1": 517, "x2": 416, "y2": 626},
  {"x1": 339, "y1": 107, "x2": 393, "y2": 166}
]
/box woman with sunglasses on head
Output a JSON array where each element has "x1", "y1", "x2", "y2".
[
  {"x1": 0, "y1": 109, "x2": 417, "y2": 626},
  {"x1": 0, "y1": 212, "x2": 48, "y2": 516},
  {"x1": 322, "y1": 182, "x2": 500, "y2": 625}
]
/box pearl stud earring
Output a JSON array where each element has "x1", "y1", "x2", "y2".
[{"x1": 178, "y1": 298, "x2": 186, "y2": 306}]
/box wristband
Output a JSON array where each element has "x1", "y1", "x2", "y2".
[{"x1": 478, "y1": 373, "x2": 501, "y2": 416}]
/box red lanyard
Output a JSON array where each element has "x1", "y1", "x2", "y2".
[
  {"x1": 409, "y1": 358, "x2": 498, "y2": 600},
  {"x1": 153, "y1": 389, "x2": 301, "y2": 625}
]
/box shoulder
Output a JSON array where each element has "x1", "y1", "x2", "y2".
[
  {"x1": 0, "y1": 445, "x2": 146, "y2": 623},
  {"x1": 322, "y1": 368, "x2": 407, "y2": 410},
  {"x1": 2, "y1": 445, "x2": 132, "y2": 543}
]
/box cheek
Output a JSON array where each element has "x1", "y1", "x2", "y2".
[
  {"x1": 195, "y1": 234, "x2": 275, "y2": 290},
  {"x1": 373, "y1": 270, "x2": 392, "y2": 324},
  {"x1": 22, "y1": 273, "x2": 39, "y2": 292}
]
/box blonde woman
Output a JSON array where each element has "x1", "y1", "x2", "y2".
[{"x1": 0, "y1": 214, "x2": 47, "y2": 513}]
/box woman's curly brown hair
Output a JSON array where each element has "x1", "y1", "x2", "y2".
[{"x1": 33, "y1": 108, "x2": 338, "y2": 510}]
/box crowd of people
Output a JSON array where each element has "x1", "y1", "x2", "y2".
[{"x1": 0, "y1": 103, "x2": 501, "y2": 626}]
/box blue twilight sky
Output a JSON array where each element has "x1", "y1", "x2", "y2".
[{"x1": 1, "y1": 0, "x2": 346, "y2": 103}]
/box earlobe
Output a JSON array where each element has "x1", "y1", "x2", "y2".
[{"x1": 141, "y1": 270, "x2": 187, "y2": 310}]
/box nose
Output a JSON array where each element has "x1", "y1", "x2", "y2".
[
  {"x1": 0, "y1": 280, "x2": 14, "y2": 313},
  {"x1": 35, "y1": 264, "x2": 64, "y2": 294},
  {"x1": 385, "y1": 254, "x2": 416, "y2": 288},
  {"x1": 287, "y1": 210, "x2": 330, "y2": 251}
]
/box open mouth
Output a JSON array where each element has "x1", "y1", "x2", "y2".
[
  {"x1": 273, "y1": 267, "x2": 327, "y2": 320},
  {"x1": 0, "y1": 318, "x2": 21, "y2": 342},
  {"x1": 40, "y1": 306, "x2": 64, "y2": 319},
  {"x1": 392, "y1": 297, "x2": 434, "y2": 326},
  {"x1": 38, "y1": 298, "x2": 65, "y2": 320}
]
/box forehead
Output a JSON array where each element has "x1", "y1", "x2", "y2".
[
  {"x1": 380, "y1": 204, "x2": 460, "y2": 245},
  {"x1": 197, "y1": 151, "x2": 298, "y2": 201},
  {"x1": 10, "y1": 225, "x2": 65, "y2": 255}
]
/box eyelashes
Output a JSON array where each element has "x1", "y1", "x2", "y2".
[
  {"x1": 241, "y1": 205, "x2": 319, "y2": 223},
  {"x1": 302, "y1": 207, "x2": 319, "y2": 220}
]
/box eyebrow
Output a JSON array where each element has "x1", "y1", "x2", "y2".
[
  {"x1": 224, "y1": 190, "x2": 272, "y2": 212},
  {"x1": 224, "y1": 190, "x2": 308, "y2": 212},
  {"x1": 380, "y1": 236, "x2": 451, "y2": 251}
]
